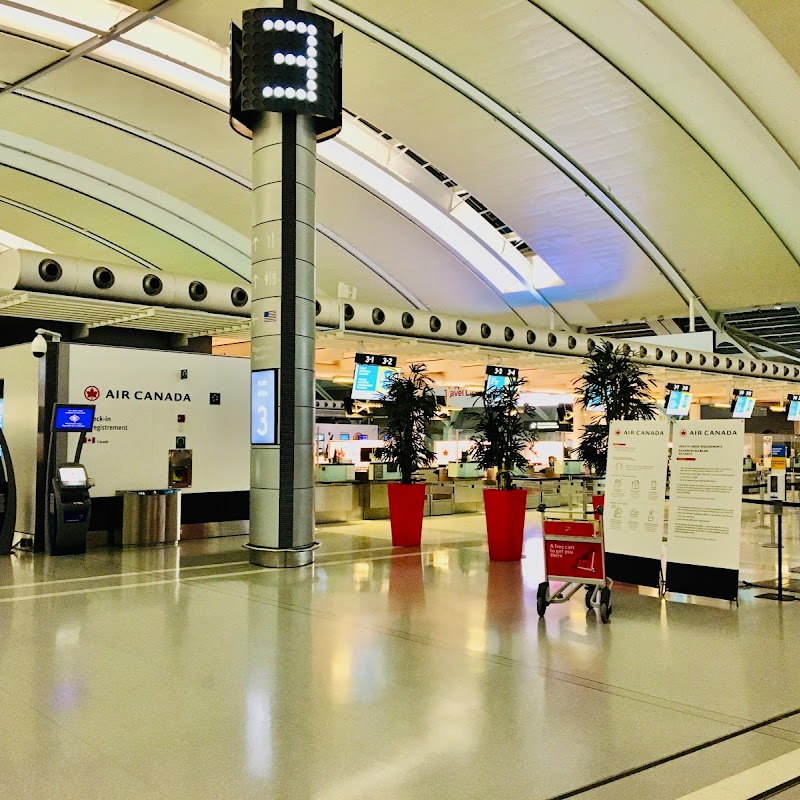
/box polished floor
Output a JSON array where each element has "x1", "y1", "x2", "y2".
[{"x1": 2, "y1": 504, "x2": 800, "y2": 799}]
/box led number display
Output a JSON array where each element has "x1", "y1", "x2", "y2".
[
  {"x1": 240, "y1": 9, "x2": 336, "y2": 118},
  {"x1": 484, "y1": 366, "x2": 519, "y2": 393},
  {"x1": 251, "y1": 369, "x2": 278, "y2": 445},
  {"x1": 352, "y1": 353, "x2": 399, "y2": 401}
]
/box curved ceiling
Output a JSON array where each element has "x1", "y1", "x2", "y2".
[{"x1": 0, "y1": 0, "x2": 798, "y2": 345}]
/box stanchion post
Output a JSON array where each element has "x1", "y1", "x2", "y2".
[{"x1": 756, "y1": 499, "x2": 797, "y2": 602}]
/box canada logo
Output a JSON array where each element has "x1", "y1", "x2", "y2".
[
  {"x1": 614, "y1": 429, "x2": 621, "y2": 436},
  {"x1": 84, "y1": 385, "x2": 100, "y2": 402},
  {"x1": 679, "y1": 429, "x2": 688, "y2": 437}
]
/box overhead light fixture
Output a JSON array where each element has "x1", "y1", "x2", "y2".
[
  {"x1": 770, "y1": 404, "x2": 786, "y2": 412},
  {"x1": 318, "y1": 139, "x2": 528, "y2": 295}
]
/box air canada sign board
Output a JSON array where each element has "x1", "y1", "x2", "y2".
[{"x1": 85, "y1": 386, "x2": 191, "y2": 402}]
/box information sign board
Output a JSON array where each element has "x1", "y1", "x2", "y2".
[
  {"x1": 251, "y1": 369, "x2": 277, "y2": 445},
  {"x1": 351, "y1": 353, "x2": 398, "y2": 401}
]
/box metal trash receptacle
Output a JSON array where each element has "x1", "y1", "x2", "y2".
[{"x1": 119, "y1": 489, "x2": 181, "y2": 547}]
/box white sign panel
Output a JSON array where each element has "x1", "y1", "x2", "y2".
[
  {"x1": 604, "y1": 420, "x2": 669, "y2": 560},
  {"x1": 64, "y1": 344, "x2": 250, "y2": 497},
  {"x1": 667, "y1": 419, "x2": 744, "y2": 571}
]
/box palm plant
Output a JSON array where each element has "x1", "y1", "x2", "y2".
[
  {"x1": 470, "y1": 378, "x2": 537, "y2": 490},
  {"x1": 379, "y1": 363, "x2": 437, "y2": 484},
  {"x1": 573, "y1": 341, "x2": 657, "y2": 474}
]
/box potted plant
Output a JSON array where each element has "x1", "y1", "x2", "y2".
[
  {"x1": 470, "y1": 378, "x2": 536, "y2": 561},
  {"x1": 574, "y1": 341, "x2": 657, "y2": 477},
  {"x1": 379, "y1": 363, "x2": 437, "y2": 547}
]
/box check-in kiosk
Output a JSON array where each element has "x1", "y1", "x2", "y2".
[
  {"x1": 46, "y1": 404, "x2": 95, "y2": 555},
  {"x1": 0, "y1": 424, "x2": 17, "y2": 555}
]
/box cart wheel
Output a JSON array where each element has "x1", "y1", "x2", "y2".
[
  {"x1": 584, "y1": 586, "x2": 594, "y2": 609},
  {"x1": 537, "y1": 582, "x2": 548, "y2": 617},
  {"x1": 599, "y1": 587, "x2": 612, "y2": 624}
]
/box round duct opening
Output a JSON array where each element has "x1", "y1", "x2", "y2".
[
  {"x1": 344, "y1": 303, "x2": 354, "y2": 321},
  {"x1": 481, "y1": 324, "x2": 491, "y2": 339},
  {"x1": 504, "y1": 326, "x2": 514, "y2": 342},
  {"x1": 699, "y1": 354, "x2": 706, "y2": 366},
  {"x1": 527, "y1": 330, "x2": 536, "y2": 345},
  {"x1": 713, "y1": 356, "x2": 720, "y2": 367},
  {"x1": 315, "y1": 301, "x2": 321, "y2": 316},
  {"x1": 372, "y1": 308, "x2": 385, "y2": 325},
  {"x1": 402, "y1": 312, "x2": 414, "y2": 329},
  {"x1": 430, "y1": 316, "x2": 441, "y2": 332},
  {"x1": 638, "y1": 346, "x2": 648, "y2": 358},
  {"x1": 568, "y1": 336, "x2": 577, "y2": 350},
  {"x1": 587, "y1": 338, "x2": 595, "y2": 351},
  {"x1": 670, "y1": 350, "x2": 678, "y2": 362},
  {"x1": 548, "y1": 333, "x2": 557, "y2": 347},
  {"x1": 93, "y1": 267, "x2": 115, "y2": 290},
  {"x1": 456, "y1": 320, "x2": 467, "y2": 336},
  {"x1": 189, "y1": 281, "x2": 207, "y2": 302},
  {"x1": 142, "y1": 274, "x2": 163, "y2": 296},
  {"x1": 231, "y1": 287, "x2": 248, "y2": 307},
  {"x1": 655, "y1": 348, "x2": 663, "y2": 360},
  {"x1": 685, "y1": 353, "x2": 693, "y2": 365},
  {"x1": 38, "y1": 258, "x2": 62, "y2": 283}
]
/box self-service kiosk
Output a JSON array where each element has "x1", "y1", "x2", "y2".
[
  {"x1": 46, "y1": 404, "x2": 95, "y2": 556},
  {"x1": 0, "y1": 424, "x2": 17, "y2": 555}
]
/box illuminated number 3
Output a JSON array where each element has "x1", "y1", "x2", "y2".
[{"x1": 261, "y1": 19, "x2": 319, "y2": 103}]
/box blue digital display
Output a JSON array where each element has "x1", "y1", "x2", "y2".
[
  {"x1": 788, "y1": 400, "x2": 800, "y2": 422},
  {"x1": 251, "y1": 369, "x2": 277, "y2": 445},
  {"x1": 53, "y1": 405, "x2": 95, "y2": 432},
  {"x1": 351, "y1": 355, "x2": 399, "y2": 401},
  {"x1": 732, "y1": 395, "x2": 755, "y2": 418},
  {"x1": 484, "y1": 366, "x2": 519, "y2": 394},
  {"x1": 665, "y1": 390, "x2": 692, "y2": 417}
]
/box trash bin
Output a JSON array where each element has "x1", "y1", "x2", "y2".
[{"x1": 118, "y1": 489, "x2": 181, "y2": 547}]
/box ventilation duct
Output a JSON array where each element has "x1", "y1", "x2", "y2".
[
  {"x1": 0, "y1": 250, "x2": 250, "y2": 317},
  {"x1": 314, "y1": 299, "x2": 800, "y2": 383}
]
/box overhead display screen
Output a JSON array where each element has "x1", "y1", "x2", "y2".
[
  {"x1": 732, "y1": 395, "x2": 755, "y2": 419},
  {"x1": 53, "y1": 405, "x2": 95, "y2": 432},
  {"x1": 731, "y1": 390, "x2": 755, "y2": 419},
  {"x1": 351, "y1": 353, "x2": 399, "y2": 401},
  {"x1": 485, "y1": 366, "x2": 519, "y2": 393},
  {"x1": 665, "y1": 384, "x2": 692, "y2": 417},
  {"x1": 788, "y1": 395, "x2": 800, "y2": 422},
  {"x1": 251, "y1": 369, "x2": 277, "y2": 445}
]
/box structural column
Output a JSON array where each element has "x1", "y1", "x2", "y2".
[{"x1": 248, "y1": 109, "x2": 318, "y2": 567}]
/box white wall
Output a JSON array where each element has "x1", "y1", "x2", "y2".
[
  {"x1": 63, "y1": 345, "x2": 249, "y2": 497},
  {"x1": 0, "y1": 345, "x2": 40, "y2": 535}
]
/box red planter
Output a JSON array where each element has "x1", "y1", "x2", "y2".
[
  {"x1": 388, "y1": 482, "x2": 426, "y2": 547},
  {"x1": 483, "y1": 488, "x2": 527, "y2": 561}
]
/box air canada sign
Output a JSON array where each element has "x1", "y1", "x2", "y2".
[{"x1": 86, "y1": 386, "x2": 191, "y2": 402}]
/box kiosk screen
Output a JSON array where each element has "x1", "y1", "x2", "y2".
[
  {"x1": 665, "y1": 384, "x2": 692, "y2": 417},
  {"x1": 58, "y1": 466, "x2": 89, "y2": 489},
  {"x1": 788, "y1": 397, "x2": 800, "y2": 422},
  {"x1": 54, "y1": 405, "x2": 95, "y2": 432}
]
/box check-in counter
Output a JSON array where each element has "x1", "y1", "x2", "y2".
[
  {"x1": 318, "y1": 463, "x2": 356, "y2": 483},
  {"x1": 362, "y1": 481, "x2": 391, "y2": 520},
  {"x1": 453, "y1": 482, "x2": 484, "y2": 513},
  {"x1": 315, "y1": 482, "x2": 363, "y2": 524},
  {"x1": 428, "y1": 483, "x2": 454, "y2": 515},
  {"x1": 447, "y1": 462, "x2": 485, "y2": 479},
  {"x1": 368, "y1": 463, "x2": 401, "y2": 481}
]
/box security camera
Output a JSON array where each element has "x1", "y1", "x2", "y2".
[{"x1": 31, "y1": 334, "x2": 47, "y2": 359}]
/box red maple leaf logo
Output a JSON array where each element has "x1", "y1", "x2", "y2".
[{"x1": 84, "y1": 385, "x2": 100, "y2": 402}]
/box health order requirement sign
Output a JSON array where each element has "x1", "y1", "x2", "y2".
[
  {"x1": 666, "y1": 419, "x2": 744, "y2": 599},
  {"x1": 603, "y1": 420, "x2": 669, "y2": 586}
]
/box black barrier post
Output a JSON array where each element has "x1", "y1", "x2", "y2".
[{"x1": 756, "y1": 500, "x2": 798, "y2": 602}]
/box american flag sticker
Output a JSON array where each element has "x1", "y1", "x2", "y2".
[{"x1": 263, "y1": 310, "x2": 278, "y2": 324}]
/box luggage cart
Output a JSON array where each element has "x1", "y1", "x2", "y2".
[{"x1": 536, "y1": 504, "x2": 613, "y2": 623}]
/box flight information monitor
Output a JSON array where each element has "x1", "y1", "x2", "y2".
[
  {"x1": 351, "y1": 353, "x2": 399, "y2": 401},
  {"x1": 485, "y1": 366, "x2": 519, "y2": 393},
  {"x1": 251, "y1": 369, "x2": 277, "y2": 445},
  {"x1": 731, "y1": 389, "x2": 755, "y2": 419},
  {"x1": 53, "y1": 405, "x2": 95, "y2": 432},
  {"x1": 788, "y1": 394, "x2": 800, "y2": 422},
  {"x1": 665, "y1": 383, "x2": 692, "y2": 417}
]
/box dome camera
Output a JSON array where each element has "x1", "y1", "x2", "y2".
[{"x1": 31, "y1": 334, "x2": 47, "y2": 359}]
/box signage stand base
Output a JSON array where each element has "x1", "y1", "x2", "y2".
[
  {"x1": 666, "y1": 562, "x2": 739, "y2": 602},
  {"x1": 605, "y1": 553, "x2": 661, "y2": 589},
  {"x1": 755, "y1": 592, "x2": 799, "y2": 602}
]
